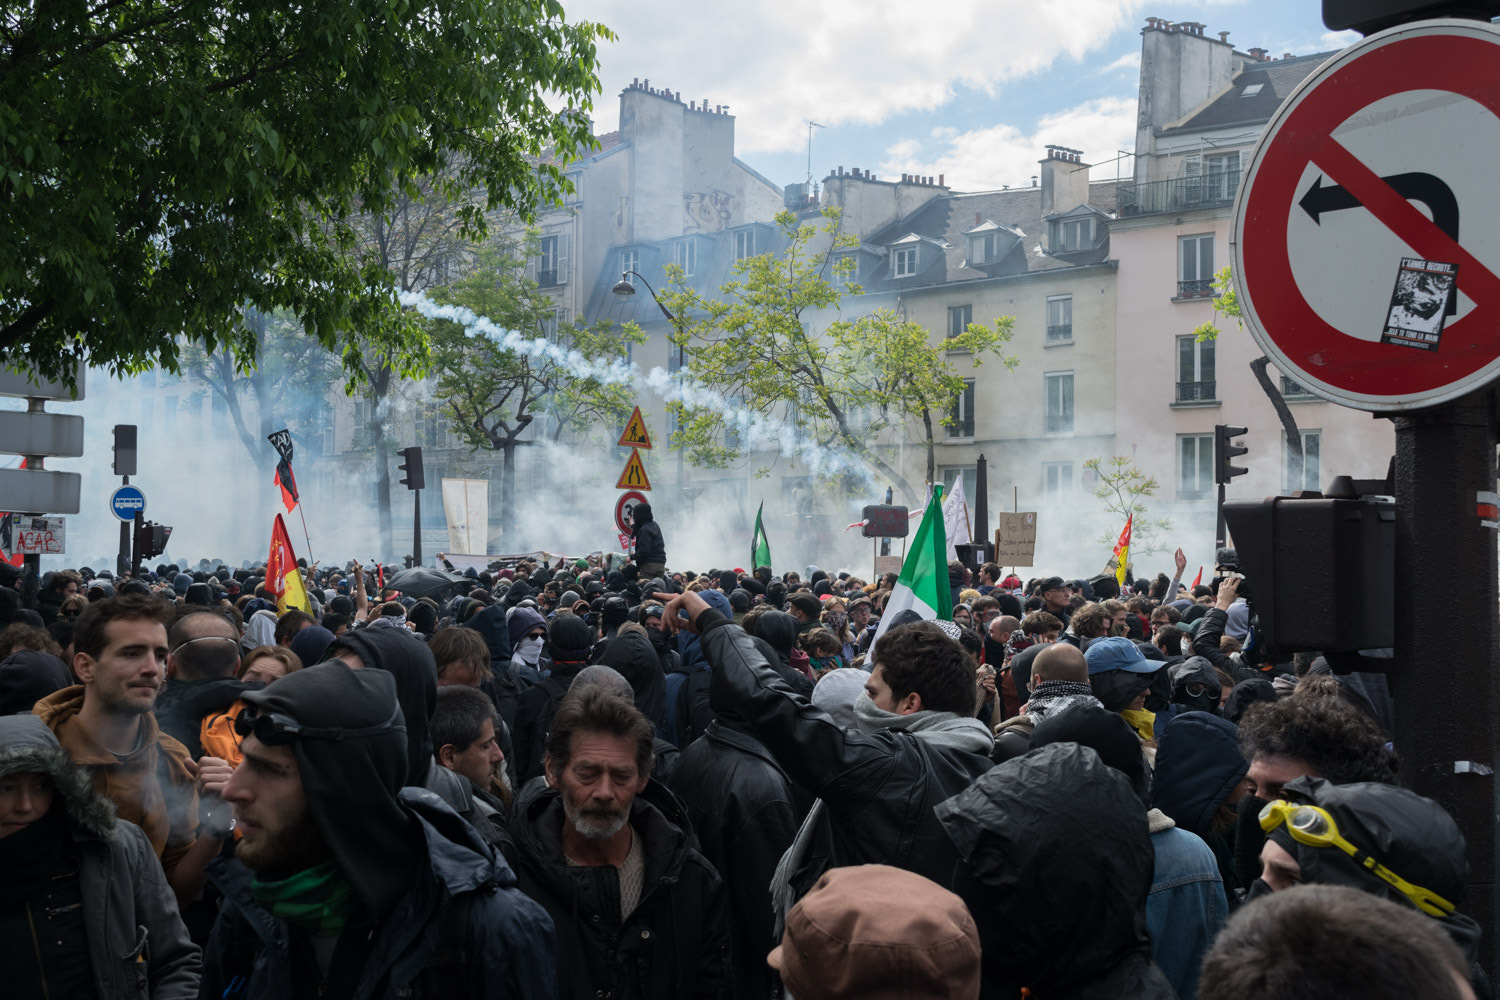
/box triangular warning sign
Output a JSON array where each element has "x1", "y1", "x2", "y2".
[
  {"x1": 617, "y1": 406, "x2": 652, "y2": 449},
  {"x1": 615, "y1": 449, "x2": 652, "y2": 491}
]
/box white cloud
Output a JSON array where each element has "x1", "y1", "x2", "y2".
[
  {"x1": 878, "y1": 95, "x2": 1139, "y2": 191},
  {"x1": 1319, "y1": 29, "x2": 1361, "y2": 49},
  {"x1": 1098, "y1": 51, "x2": 1141, "y2": 74},
  {"x1": 565, "y1": 0, "x2": 1149, "y2": 153}
]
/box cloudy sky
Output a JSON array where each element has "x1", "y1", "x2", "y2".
[{"x1": 566, "y1": 0, "x2": 1362, "y2": 191}]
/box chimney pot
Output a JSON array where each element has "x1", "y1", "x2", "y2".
[
  {"x1": 938, "y1": 174, "x2": 944, "y2": 186},
  {"x1": 1219, "y1": 30, "x2": 1230, "y2": 43}
]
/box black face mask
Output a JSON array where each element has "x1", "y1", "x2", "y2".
[
  {"x1": 1235, "y1": 794, "x2": 1271, "y2": 890},
  {"x1": 1246, "y1": 877, "x2": 1275, "y2": 902}
]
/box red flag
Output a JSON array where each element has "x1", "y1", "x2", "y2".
[
  {"x1": 273, "y1": 461, "x2": 298, "y2": 513},
  {"x1": 1111, "y1": 515, "x2": 1132, "y2": 586},
  {"x1": 1191, "y1": 566, "x2": 1203, "y2": 588},
  {"x1": 266, "y1": 514, "x2": 309, "y2": 612}
]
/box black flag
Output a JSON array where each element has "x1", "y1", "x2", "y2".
[{"x1": 268, "y1": 429, "x2": 298, "y2": 512}]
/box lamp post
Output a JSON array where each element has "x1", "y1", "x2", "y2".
[{"x1": 611, "y1": 270, "x2": 686, "y2": 495}]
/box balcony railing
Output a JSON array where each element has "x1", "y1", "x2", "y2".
[
  {"x1": 1177, "y1": 279, "x2": 1215, "y2": 299},
  {"x1": 1044, "y1": 413, "x2": 1074, "y2": 433},
  {"x1": 1046, "y1": 323, "x2": 1073, "y2": 342},
  {"x1": 946, "y1": 420, "x2": 975, "y2": 439},
  {"x1": 536, "y1": 269, "x2": 559, "y2": 287},
  {"x1": 1176, "y1": 380, "x2": 1217, "y2": 402},
  {"x1": 1118, "y1": 171, "x2": 1242, "y2": 217}
]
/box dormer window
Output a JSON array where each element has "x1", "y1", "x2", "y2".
[
  {"x1": 1049, "y1": 218, "x2": 1094, "y2": 252},
  {"x1": 893, "y1": 246, "x2": 918, "y2": 278},
  {"x1": 969, "y1": 233, "x2": 1000, "y2": 265}
]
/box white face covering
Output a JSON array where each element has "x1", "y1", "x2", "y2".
[{"x1": 515, "y1": 636, "x2": 544, "y2": 666}]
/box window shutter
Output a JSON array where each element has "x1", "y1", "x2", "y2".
[{"x1": 556, "y1": 233, "x2": 571, "y2": 285}]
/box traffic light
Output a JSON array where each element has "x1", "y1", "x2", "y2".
[
  {"x1": 1222, "y1": 496, "x2": 1393, "y2": 656},
  {"x1": 1215, "y1": 425, "x2": 1249, "y2": 485},
  {"x1": 113, "y1": 424, "x2": 137, "y2": 476},
  {"x1": 398, "y1": 446, "x2": 424, "y2": 491},
  {"x1": 1323, "y1": 0, "x2": 1500, "y2": 35},
  {"x1": 135, "y1": 521, "x2": 172, "y2": 559}
]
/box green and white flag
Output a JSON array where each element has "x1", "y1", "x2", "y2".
[
  {"x1": 752, "y1": 501, "x2": 772, "y2": 570},
  {"x1": 872, "y1": 485, "x2": 952, "y2": 651}
]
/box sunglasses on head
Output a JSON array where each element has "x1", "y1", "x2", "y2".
[
  {"x1": 1258, "y1": 799, "x2": 1455, "y2": 917},
  {"x1": 234, "y1": 704, "x2": 405, "y2": 746}
]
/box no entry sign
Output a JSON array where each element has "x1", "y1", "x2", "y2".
[{"x1": 1234, "y1": 20, "x2": 1500, "y2": 411}]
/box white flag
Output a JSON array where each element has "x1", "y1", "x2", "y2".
[{"x1": 943, "y1": 476, "x2": 972, "y2": 560}]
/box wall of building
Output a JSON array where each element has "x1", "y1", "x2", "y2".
[{"x1": 1135, "y1": 20, "x2": 1240, "y2": 183}]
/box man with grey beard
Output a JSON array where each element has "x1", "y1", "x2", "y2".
[{"x1": 505, "y1": 685, "x2": 732, "y2": 999}]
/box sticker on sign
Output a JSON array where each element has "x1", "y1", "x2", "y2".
[
  {"x1": 0, "y1": 514, "x2": 65, "y2": 557},
  {"x1": 1233, "y1": 19, "x2": 1500, "y2": 411}
]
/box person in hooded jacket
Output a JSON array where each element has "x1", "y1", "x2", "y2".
[
  {"x1": 512, "y1": 614, "x2": 595, "y2": 783},
  {"x1": 201, "y1": 664, "x2": 555, "y2": 1000},
  {"x1": 936, "y1": 742, "x2": 1176, "y2": 1000},
  {"x1": 462, "y1": 603, "x2": 526, "y2": 733},
  {"x1": 1253, "y1": 776, "x2": 1491, "y2": 998},
  {"x1": 0, "y1": 714, "x2": 202, "y2": 1000},
  {"x1": 1032, "y1": 705, "x2": 1226, "y2": 1000},
  {"x1": 667, "y1": 661, "x2": 812, "y2": 1000},
  {"x1": 506, "y1": 606, "x2": 549, "y2": 690},
  {"x1": 1153, "y1": 710, "x2": 1253, "y2": 904},
  {"x1": 630, "y1": 502, "x2": 666, "y2": 578},
  {"x1": 1084, "y1": 635, "x2": 1168, "y2": 745},
  {"x1": 591, "y1": 623, "x2": 667, "y2": 733},
  {"x1": 504, "y1": 685, "x2": 729, "y2": 1000},
  {"x1": 0, "y1": 648, "x2": 72, "y2": 715}
]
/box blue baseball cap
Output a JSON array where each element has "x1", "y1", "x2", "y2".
[{"x1": 1084, "y1": 636, "x2": 1157, "y2": 675}]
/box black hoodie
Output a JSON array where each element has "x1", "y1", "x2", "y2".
[
  {"x1": 154, "y1": 675, "x2": 263, "y2": 758},
  {"x1": 593, "y1": 629, "x2": 667, "y2": 731},
  {"x1": 937, "y1": 743, "x2": 1175, "y2": 1000},
  {"x1": 330, "y1": 626, "x2": 438, "y2": 787},
  {"x1": 0, "y1": 650, "x2": 72, "y2": 716}
]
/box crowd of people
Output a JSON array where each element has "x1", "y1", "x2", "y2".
[{"x1": 0, "y1": 544, "x2": 1486, "y2": 999}]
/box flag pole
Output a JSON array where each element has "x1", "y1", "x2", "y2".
[{"x1": 297, "y1": 503, "x2": 314, "y2": 567}]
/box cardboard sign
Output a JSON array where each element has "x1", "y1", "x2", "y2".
[{"x1": 994, "y1": 512, "x2": 1038, "y2": 566}]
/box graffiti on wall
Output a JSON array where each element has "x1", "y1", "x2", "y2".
[{"x1": 683, "y1": 189, "x2": 740, "y2": 232}]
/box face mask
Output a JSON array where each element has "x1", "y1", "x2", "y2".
[
  {"x1": 1246, "y1": 877, "x2": 1274, "y2": 902},
  {"x1": 826, "y1": 614, "x2": 847, "y2": 628},
  {"x1": 1120, "y1": 707, "x2": 1156, "y2": 742},
  {"x1": 516, "y1": 636, "x2": 544, "y2": 665}
]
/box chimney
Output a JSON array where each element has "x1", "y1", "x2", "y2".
[
  {"x1": 939, "y1": 174, "x2": 944, "y2": 186},
  {"x1": 1248, "y1": 47, "x2": 1268, "y2": 60},
  {"x1": 1218, "y1": 31, "x2": 1231, "y2": 43}
]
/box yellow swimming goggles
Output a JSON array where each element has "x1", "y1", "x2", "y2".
[{"x1": 1259, "y1": 799, "x2": 1457, "y2": 917}]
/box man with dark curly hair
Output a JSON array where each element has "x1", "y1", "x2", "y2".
[{"x1": 1237, "y1": 694, "x2": 1397, "y2": 800}]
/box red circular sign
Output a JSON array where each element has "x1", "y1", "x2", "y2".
[
  {"x1": 615, "y1": 490, "x2": 647, "y2": 536},
  {"x1": 1234, "y1": 21, "x2": 1500, "y2": 411}
]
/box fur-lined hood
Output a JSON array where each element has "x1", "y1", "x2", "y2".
[{"x1": 0, "y1": 714, "x2": 115, "y2": 837}]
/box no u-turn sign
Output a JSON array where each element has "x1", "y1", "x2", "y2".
[{"x1": 1234, "y1": 20, "x2": 1500, "y2": 411}]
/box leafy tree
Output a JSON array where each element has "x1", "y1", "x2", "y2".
[
  {"x1": 659, "y1": 209, "x2": 1016, "y2": 503},
  {"x1": 425, "y1": 245, "x2": 645, "y2": 537},
  {"x1": 181, "y1": 308, "x2": 342, "y2": 476},
  {"x1": 1084, "y1": 455, "x2": 1172, "y2": 560},
  {"x1": 1193, "y1": 266, "x2": 1305, "y2": 488},
  {"x1": 0, "y1": 0, "x2": 611, "y2": 383}
]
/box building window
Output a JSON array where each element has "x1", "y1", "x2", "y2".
[
  {"x1": 947, "y1": 380, "x2": 975, "y2": 438},
  {"x1": 1176, "y1": 335, "x2": 1216, "y2": 401},
  {"x1": 539, "y1": 307, "x2": 568, "y2": 343},
  {"x1": 538, "y1": 235, "x2": 560, "y2": 287},
  {"x1": 1280, "y1": 374, "x2": 1315, "y2": 399},
  {"x1": 1285, "y1": 430, "x2": 1321, "y2": 492},
  {"x1": 948, "y1": 304, "x2": 972, "y2": 339},
  {"x1": 893, "y1": 246, "x2": 917, "y2": 278},
  {"x1": 969, "y1": 233, "x2": 999, "y2": 265},
  {"x1": 941, "y1": 466, "x2": 978, "y2": 506},
  {"x1": 620, "y1": 249, "x2": 639, "y2": 285},
  {"x1": 675, "y1": 239, "x2": 696, "y2": 276},
  {"x1": 1178, "y1": 233, "x2": 1214, "y2": 298},
  {"x1": 1050, "y1": 217, "x2": 1093, "y2": 252},
  {"x1": 1046, "y1": 295, "x2": 1073, "y2": 343},
  {"x1": 1044, "y1": 462, "x2": 1073, "y2": 501},
  {"x1": 1204, "y1": 152, "x2": 1241, "y2": 202},
  {"x1": 1044, "y1": 371, "x2": 1074, "y2": 433},
  {"x1": 1179, "y1": 434, "x2": 1215, "y2": 498},
  {"x1": 734, "y1": 229, "x2": 755, "y2": 260}
]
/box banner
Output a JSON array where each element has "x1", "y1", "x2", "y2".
[{"x1": 441, "y1": 478, "x2": 489, "y2": 555}]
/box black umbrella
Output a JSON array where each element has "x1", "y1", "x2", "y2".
[{"x1": 380, "y1": 565, "x2": 470, "y2": 600}]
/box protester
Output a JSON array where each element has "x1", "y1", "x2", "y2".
[
  {"x1": 512, "y1": 613, "x2": 596, "y2": 781},
  {"x1": 237, "y1": 645, "x2": 301, "y2": 686},
  {"x1": 505, "y1": 685, "x2": 730, "y2": 998},
  {"x1": 202, "y1": 663, "x2": 554, "y2": 998},
  {"x1": 0, "y1": 714, "x2": 202, "y2": 999},
  {"x1": 156, "y1": 609, "x2": 257, "y2": 760}
]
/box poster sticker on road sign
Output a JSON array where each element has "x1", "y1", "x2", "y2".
[
  {"x1": 1382, "y1": 258, "x2": 1457, "y2": 351},
  {"x1": 1233, "y1": 20, "x2": 1500, "y2": 411}
]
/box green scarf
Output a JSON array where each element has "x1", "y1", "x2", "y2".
[{"x1": 252, "y1": 861, "x2": 359, "y2": 933}]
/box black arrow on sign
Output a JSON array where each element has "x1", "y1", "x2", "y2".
[
  {"x1": 1300, "y1": 172, "x2": 1460, "y2": 317},
  {"x1": 1299, "y1": 172, "x2": 1459, "y2": 241}
]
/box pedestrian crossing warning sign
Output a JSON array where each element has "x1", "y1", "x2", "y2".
[
  {"x1": 617, "y1": 407, "x2": 653, "y2": 449},
  {"x1": 615, "y1": 449, "x2": 652, "y2": 491}
]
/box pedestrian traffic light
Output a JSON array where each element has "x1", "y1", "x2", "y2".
[
  {"x1": 113, "y1": 424, "x2": 137, "y2": 477},
  {"x1": 398, "y1": 446, "x2": 424, "y2": 491},
  {"x1": 1222, "y1": 496, "x2": 1393, "y2": 655},
  {"x1": 1215, "y1": 425, "x2": 1249, "y2": 485},
  {"x1": 135, "y1": 521, "x2": 172, "y2": 559}
]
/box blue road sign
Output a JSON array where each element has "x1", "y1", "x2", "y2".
[{"x1": 110, "y1": 485, "x2": 146, "y2": 521}]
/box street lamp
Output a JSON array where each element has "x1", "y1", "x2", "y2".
[{"x1": 612, "y1": 270, "x2": 686, "y2": 494}]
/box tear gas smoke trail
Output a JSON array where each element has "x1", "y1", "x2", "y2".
[{"x1": 398, "y1": 290, "x2": 877, "y2": 487}]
